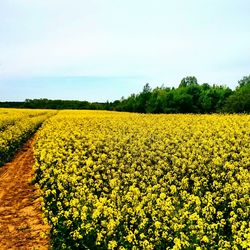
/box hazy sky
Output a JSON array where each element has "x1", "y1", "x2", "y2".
[{"x1": 0, "y1": 0, "x2": 250, "y2": 101}]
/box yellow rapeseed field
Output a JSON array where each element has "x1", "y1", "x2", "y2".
[
  {"x1": 33, "y1": 110, "x2": 250, "y2": 249},
  {"x1": 0, "y1": 108, "x2": 56, "y2": 165}
]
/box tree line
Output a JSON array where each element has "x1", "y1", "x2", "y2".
[{"x1": 1, "y1": 75, "x2": 249, "y2": 113}]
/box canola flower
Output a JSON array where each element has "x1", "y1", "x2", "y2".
[
  {"x1": 0, "y1": 108, "x2": 56, "y2": 165},
  {"x1": 33, "y1": 110, "x2": 250, "y2": 249}
]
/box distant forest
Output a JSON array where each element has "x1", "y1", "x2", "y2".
[{"x1": 1, "y1": 75, "x2": 250, "y2": 113}]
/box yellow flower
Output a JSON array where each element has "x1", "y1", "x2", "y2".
[
  {"x1": 108, "y1": 240, "x2": 117, "y2": 250},
  {"x1": 155, "y1": 221, "x2": 161, "y2": 229},
  {"x1": 31, "y1": 110, "x2": 250, "y2": 249}
]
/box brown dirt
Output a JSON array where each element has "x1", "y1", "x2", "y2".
[{"x1": 0, "y1": 137, "x2": 50, "y2": 250}]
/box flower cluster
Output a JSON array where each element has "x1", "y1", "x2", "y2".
[
  {"x1": 0, "y1": 108, "x2": 56, "y2": 165},
  {"x1": 34, "y1": 111, "x2": 250, "y2": 249}
]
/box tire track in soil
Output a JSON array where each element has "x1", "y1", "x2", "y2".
[{"x1": 0, "y1": 136, "x2": 50, "y2": 250}]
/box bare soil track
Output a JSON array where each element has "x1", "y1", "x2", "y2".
[{"x1": 0, "y1": 137, "x2": 50, "y2": 250}]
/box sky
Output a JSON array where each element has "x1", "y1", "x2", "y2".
[{"x1": 0, "y1": 0, "x2": 250, "y2": 102}]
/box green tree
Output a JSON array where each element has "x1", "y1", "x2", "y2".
[
  {"x1": 179, "y1": 76, "x2": 198, "y2": 88},
  {"x1": 199, "y1": 85, "x2": 232, "y2": 113},
  {"x1": 172, "y1": 88, "x2": 193, "y2": 113},
  {"x1": 224, "y1": 75, "x2": 250, "y2": 113},
  {"x1": 146, "y1": 87, "x2": 169, "y2": 113},
  {"x1": 135, "y1": 83, "x2": 152, "y2": 113},
  {"x1": 237, "y1": 75, "x2": 250, "y2": 89}
]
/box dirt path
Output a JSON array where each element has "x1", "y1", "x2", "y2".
[{"x1": 0, "y1": 137, "x2": 50, "y2": 250}]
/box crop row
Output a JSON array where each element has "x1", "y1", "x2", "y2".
[
  {"x1": 0, "y1": 108, "x2": 56, "y2": 166},
  {"x1": 33, "y1": 111, "x2": 250, "y2": 249}
]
